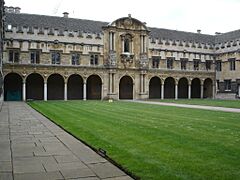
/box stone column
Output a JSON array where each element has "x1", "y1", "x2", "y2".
[
  {"x1": 109, "y1": 32, "x2": 112, "y2": 51},
  {"x1": 64, "y1": 82, "x2": 67, "y2": 101},
  {"x1": 112, "y1": 32, "x2": 115, "y2": 51},
  {"x1": 109, "y1": 72, "x2": 112, "y2": 94},
  {"x1": 44, "y1": 81, "x2": 47, "y2": 101},
  {"x1": 143, "y1": 74, "x2": 145, "y2": 93},
  {"x1": 143, "y1": 35, "x2": 146, "y2": 53},
  {"x1": 175, "y1": 83, "x2": 178, "y2": 100},
  {"x1": 112, "y1": 73, "x2": 115, "y2": 93},
  {"x1": 238, "y1": 85, "x2": 240, "y2": 97},
  {"x1": 161, "y1": 83, "x2": 164, "y2": 100},
  {"x1": 201, "y1": 83, "x2": 204, "y2": 99},
  {"x1": 22, "y1": 80, "x2": 26, "y2": 101},
  {"x1": 140, "y1": 74, "x2": 143, "y2": 93},
  {"x1": 188, "y1": 84, "x2": 191, "y2": 99},
  {"x1": 212, "y1": 85, "x2": 215, "y2": 99},
  {"x1": 141, "y1": 35, "x2": 143, "y2": 53},
  {"x1": 83, "y1": 80, "x2": 86, "y2": 101},
  {"x1": 122, "y1": 38, "x2": 124, "y2": 53}
]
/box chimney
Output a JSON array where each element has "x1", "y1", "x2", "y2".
[
  {"x1": 197, "y1": 29, "x2": 201, "y2": 34},
  {"x1": 15, "y1": 7, "x2": 21, "y2": 13},
  {"x1": 8, "y1": 6, "x2": 14, "y2": 13},
  {"x1": 63, "y1": 12, "x2": 69, "y2": 18}
]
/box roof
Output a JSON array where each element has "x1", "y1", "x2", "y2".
[
  {"x1": 215, "y1": 29, "x2": 240, "y2": 44},
  {"x1": 5, "y1": 13, "x2": 108, "y2": 33},
  {"x1": 149, "y1": 27, "x2": 215, "y2": 44},
  {"x1": 5, "y1": 13, "x2": 240, "y2": 44}
]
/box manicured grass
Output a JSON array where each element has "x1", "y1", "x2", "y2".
[
  {"x1": 29, "y1": 101, "x2": 240, "y2": 179},
  {"x1": 156, "y1": 99, "x2": 240, "y2": 109}
]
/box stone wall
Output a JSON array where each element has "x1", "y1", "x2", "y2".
[{"x1": 0, "y1": 0, "x2": 5, "y2": 107}]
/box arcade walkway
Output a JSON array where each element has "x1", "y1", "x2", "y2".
[{"x1": 0, "y1": 102, "x2": 132, "y2": 180}]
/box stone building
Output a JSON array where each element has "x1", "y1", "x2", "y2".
[
  {"x1": 2, "y1": 8, "x2": 240, "y2": 101},
  {"x1": 0, "y1": 0, "x2": 4, "y2": 102}
]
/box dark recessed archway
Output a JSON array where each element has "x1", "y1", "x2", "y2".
[
  {"x1": 47, "y1": 74, "x2": 64, "y2": 100},
  {"x1": 119, "y1": 76, "x2": 133, "y2": 99},
  {"x1": 67, "y1": 74, "x2": 83, "y2": 100},
  {"x1": 204, "y1": 78, "x2": 213, "y2": 98},
  {"x1": 191, "y1": 78, "x2": 201, "y2": 98},
  {"x1": 178, "y1": 77, "x2": 188, "y2": 99},
  {"x1": 87, "y1": 75, "x2": 102, "y2": 100},
  {"x1": 26, "y1": 73, "x2": 44, "y2": 100},
  {"x1": 149, "y1": 77, "x2": 161, "y2": 99},
  {"x1": 164, "y1": 77, "x2": 175, "y2": 99},
  {"x1": 4, "y1": 73, "x2": 22, "y2": 101}
]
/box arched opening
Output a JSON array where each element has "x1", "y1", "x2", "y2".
[
  {"x1": 178, "y1": 77, "x2": 188, "y2": 99},
  {"x1": 68, "y1": 74, "x2": 83, "y2": 100},
  {"x1": 149, "y1": 77, "x2": 161, "y2": 99},
  {"x1": 87, "y1": 75, "x2": 102, "y2": 100},
  {"x1": 164, "y1": 77, "x2": 175, "y2": 99},
  {"x1": 191, "y1": 78, "x2": 201, "y2": 98},
  {"x1": 204, "y1": 78, "x2": 213, "y2": 98},
  {"x1": 119, "y1": 76, "x2": 133, "y2": 99},
  {"x1": 47, "y1": 74, "x2": 64, "y2": 100},
  {"x1": 4, "y1": 73, "x2": 22, "y2": 101},
  {"x1": 26, "y1": 73, "x2": 44, "y2": 100}
]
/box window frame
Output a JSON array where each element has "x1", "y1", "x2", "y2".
[
  {"x1": 8, "y1": 49, "x2": 20, "y2": 63},
  {"x1": 152, "y1": 56, "x2": 160, "y2": 69},
  {"x1": 166, "y1": 57, "x2": 174, "y2": 69},
  {"x1": 51, "y1": 51, "x2": 61, "y2": 65},
  {"x1": 71, "y1": 53, "x2": 80, "y2": 65},
  {"x1": 193, "y1": 59, "x2": 200, "y2": 71},
  {"x1": 205, "y1": 60, "x2": 212, "y2": 70},
  {"x1": 90, "y1": 54, "x2": 99, "y2": 66},
  {"x1": 30, "y1": 50, "x2": 40, "y2": 64},
  {"x1": 229, "y1": 58, "x2": 236, "y2": 71},
  {"x1": 180, "y1": 58, "x2": 188, "y2": 70},
  {"x1": 224, "y1": 79, "x2": 231, "y2": 91},
  {"x1": 216, "y1": 60, "x2": 222, "y2": 72}
]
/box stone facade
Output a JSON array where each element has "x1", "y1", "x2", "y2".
[
  {"x1": 2, "y1": 8, "x2": 239, "y2": 101},
  {"x1": 0, "y1": 0, "x2": 4, "y2": 102}
]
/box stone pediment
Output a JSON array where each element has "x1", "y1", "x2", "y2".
[{"x1": 109, "y1": 14, "x2": 149, "y2": 31}]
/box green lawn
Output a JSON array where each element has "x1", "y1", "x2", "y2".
[
  {"x1": 155, "y1": 99, "x2": 240, "y2": 109},
  {"x1": 29, "y1": 101, "x2": 240, "y2": 179}
]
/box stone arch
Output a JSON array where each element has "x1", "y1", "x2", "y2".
[
  {"x1": 178, "y1": 77, "x2": 188, "y2": 99},
  {"x1": 4, "y1": 73, "x2": 23, "y2": 101},
  {"x1": 67, "y1": 74, "x2": 83, "y2": 100},
  {"x1": 191, "y1": 78, "x2": 201, "y2": 98},
  {"x1": 26, "y1": 73, "x2": 44, "y2": 100},
  {"x1": 149, "y1": 76, "x2": 161, "y2": 99},
  {"x1": 164, "y1": 77, "x2": 175, "y2": 99},
  {"x1": 203, "y1": 78, "x2": 213, "y2": 98},
  {"x1": 87, "y1": 75, "x2": 102, "y2": 100},
  {"x1": 47, "y1": 73, "x2": 64, "y2": 100},
  {"x1": 119, "y1": 75, "x2": 133, "y2": 99}
]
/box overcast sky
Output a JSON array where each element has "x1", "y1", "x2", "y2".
[{"x1": 5, "y1": 0, "x2": 240, "y2": 35}]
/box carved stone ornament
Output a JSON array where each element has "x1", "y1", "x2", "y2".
[
  {"x1": 108, "y1": 50, "x2": 117, "y2": 66},
  {"x1": 121, "y1": 52, "x2": 134, "y2": 68},
  {"x1": 139, "y1": 53, "x2": 148, "y2": 68}
]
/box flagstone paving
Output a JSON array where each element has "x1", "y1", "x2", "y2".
[{"x1": 0, "y1": 102, "x2": 133, "y2": 180}]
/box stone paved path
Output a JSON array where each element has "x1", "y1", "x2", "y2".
[
  {"x1": 131, "y1": 100, "x2": 240, "y2": 113},
  {"x1": 0, "y1": 102, "x2": 133, "y2": 180}
]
